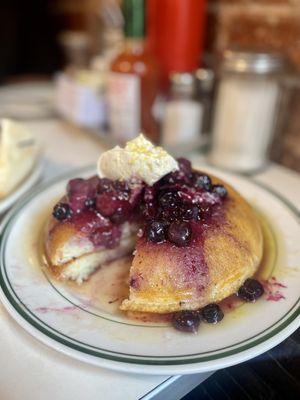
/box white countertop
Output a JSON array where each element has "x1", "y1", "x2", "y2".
[{"x1": 0, "y1": 118, "x2": 299, "y2": 400}]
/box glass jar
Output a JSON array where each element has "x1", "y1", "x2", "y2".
[
  {"x1": 162, "y1": 72, "x2": 205, "y2": 155},
  {"x1": 209, "y1": 50, "x2": 285, "y2": 173}
]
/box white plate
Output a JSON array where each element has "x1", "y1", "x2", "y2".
[
  {"x1": 0, "y1": 160, "x2": 43, "y2": 214},
  {"x1": 0, "y1": 166, "x2": 299, "y2": 375}
]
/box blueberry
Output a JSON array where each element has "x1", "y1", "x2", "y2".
[
  {"x1": 53, "y1": 203, "x2": 72, "y2": 221},
  {"x1": 183, "y1": 205, "x2": 201, "y2": 221},
  {"x1": 141, "y1": 202, "x2": 157, "y2": 220},
  {"x1": 110, "y1": 205, "x2": 131, "y2": 224},
  {"x1": 114, "y1": 180, "x2": 129, "y2": 193},
  {"x1": 213, "y1": 184, "x2": 228, "y2": 198},
  {"x1": 193, "y1": 174, "x2": 212, "y2": 191},
  {"x1": 201, "y1": 304, "x2": 224, "y2": 324},
  {"x1": 97, "y1": 178, "x2": 114, "y2": 193},
  {"x1": 146, "y1": 221, "x2": 166, "y2": 243},
  {"x1": 199, "y1": 205, "x2": 212, "y2": 222},
  {"x1": 114, "y1": 181, "x2": 130, "y2": 201},
  {"x1": 160, "y1": 171, "x2": 177, "y2": 185},
  {"x1": 172, "y1": 311, "x2": 200, "y2": 333},
  {"x1": 144, "y1": 187, "x2": 156, "y2": 203},
  {"x1": 158, "y1": 191, "x2": 179, "y2": 208},
  {"x1": 167, "y1": 221, "x2": 192, "y2": 246},
  {"x1": 177, "y1": 158, "x2": 192, "y2": 174},
  {"x1": 237, "y1": 279, "x2": 264, "y2": 302},
  {"x1": 84, "y1": 198, "x2": 95, "y2": 208},
  {"x1": 159, "y1": 207, "x2": 182, "y2": 222}
]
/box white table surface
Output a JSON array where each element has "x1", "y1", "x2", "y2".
[{"x1": 0, "y1": 118, "x2": 299, "y2": 400}]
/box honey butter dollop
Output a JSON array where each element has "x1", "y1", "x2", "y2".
[{"x1": 97, "y1": 134, "x2": 178, "y2": 185}]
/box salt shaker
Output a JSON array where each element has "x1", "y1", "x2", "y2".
[
  {"x1": 162, "y1": 72, "x2": 204, "y2": 154},
  {"x1": 209, "y1": 50, "x2": 285, "y2": 173}
]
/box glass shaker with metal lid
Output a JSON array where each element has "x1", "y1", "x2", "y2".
[
  {"x1": 162, "y1": 72, "x2": 205, "y2": 155},
  {"x1": 209, "y1": 50, "x2": 285, "y2": 173}
]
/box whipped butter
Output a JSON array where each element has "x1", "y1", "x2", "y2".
[{"x1": 98, "y1": 134, "x2": 178, "y2": 185}]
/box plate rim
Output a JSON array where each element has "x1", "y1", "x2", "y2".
[{"x1": 0, "y1": 166, "x2": 299, "y2": 373}]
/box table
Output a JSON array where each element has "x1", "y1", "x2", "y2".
[{"x1": 0, "y1": 119, "x2": 299, "y2": 400}]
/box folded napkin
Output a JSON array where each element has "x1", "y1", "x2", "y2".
[{"x1": 0, "y1": 119, "x2": 40, "y2": 198}]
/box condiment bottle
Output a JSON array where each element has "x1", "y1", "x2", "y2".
[
  {"x1": 209, "y1": 50, "x2": 285, "y2": 173},
  {"x1": 107, "y1": 0, "x2": 159, "y2": 144},
  {"x1": 147, "y1": 0, "x2": 206, "y2": 91}
]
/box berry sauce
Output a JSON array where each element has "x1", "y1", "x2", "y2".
[
  {"x1": 142, "y1": 159, "x2": 228, "y2": 248},
  {"x1": 52, "y1": 176, "x2": 144, "y2": 249},
  {"x1": 52, "y1": 158, "x2": 228, "y2": 252}
]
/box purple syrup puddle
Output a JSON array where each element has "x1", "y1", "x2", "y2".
[{"x1": 263, "y1": 276, "x2": 287, "y2": 302}]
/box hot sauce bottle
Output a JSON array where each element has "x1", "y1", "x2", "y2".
[
  {"x1": 147, "y1": 0, "x2": 206, "y2": 91},
  {"x1": 107, "y1": 0, "x2": 159, "y2": 144}
]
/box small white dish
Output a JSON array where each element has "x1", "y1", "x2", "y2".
[
  {"x1": 0, "y1": 166, "x2": 299, "y2": 375},
  {"x1": 0, "y1": 159, "x2": 43, "y2": 214}
]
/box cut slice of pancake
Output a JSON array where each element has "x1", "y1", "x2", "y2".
[
  {"x1": 56, "y1": 234, "x2": 135, "y2": 284},
  {"x1": 45, "y1": 219, "x2": 137, "y2": 283}
]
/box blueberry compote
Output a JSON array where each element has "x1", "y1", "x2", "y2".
[
  {"x1": 52, "y1": 176, "x2": 144, "y2": 250},
  {"x1": 52, "y1": 158, "x2": 228, "y2": 252},
  {"x1": 142, "y1": 158, "x2": 228, "y2": 248}
]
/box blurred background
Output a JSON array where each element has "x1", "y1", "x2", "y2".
[{"x1": 0, "y1": 0, "x2": 299, "y2": 173}]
